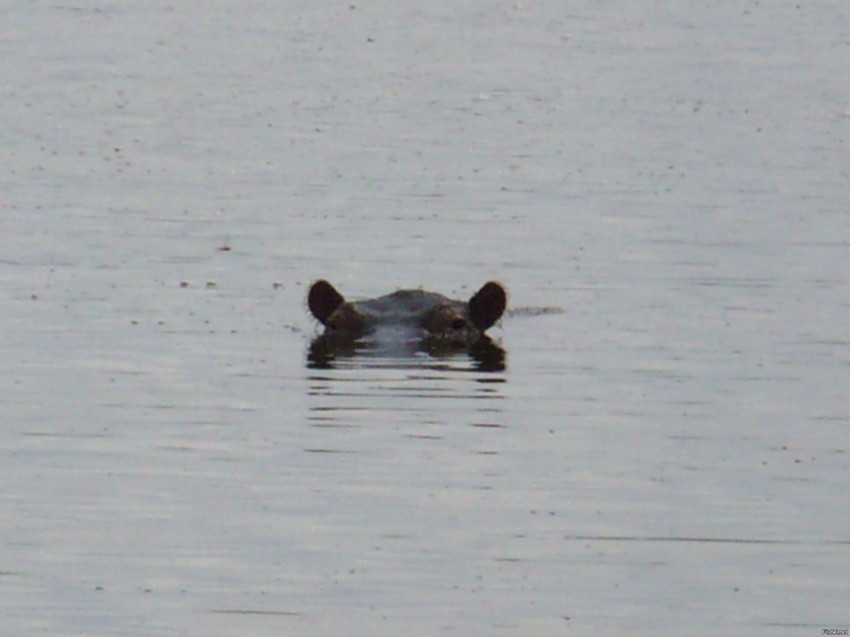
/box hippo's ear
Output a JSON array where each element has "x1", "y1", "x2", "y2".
[
  {"x1": 468, "y1": 282, "x2": 507, "y2": 331},
  {"x1": 308, "y1": 280, "x2": 346, "y2": 325}
]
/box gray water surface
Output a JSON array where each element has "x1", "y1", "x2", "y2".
[{"x1": 2, "y1": 1, "x2": 848, "y2": 635}]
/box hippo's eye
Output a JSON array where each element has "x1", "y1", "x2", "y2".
[{"x1": 451, "y1": 318, "x2": 466, "y2": 331}]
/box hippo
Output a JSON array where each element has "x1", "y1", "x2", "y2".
[{"x1": 307, "y1": 280, "x2": 507, "y2": 366}]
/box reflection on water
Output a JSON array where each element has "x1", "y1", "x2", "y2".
[
  {"x1": 305, "y1": 334, "x2": 508, "y2": 438},
  {"x1": 307, "y1": 332, "x2": 506, "y2": 372}
]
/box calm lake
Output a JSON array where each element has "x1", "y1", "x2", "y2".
[{"x1": 2, "y1": 1, "x2": 848, "y2": 635}]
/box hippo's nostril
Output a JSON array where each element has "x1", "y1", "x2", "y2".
[{"x1": 451, "y1": 318, "x2": 466, "y2": 331}]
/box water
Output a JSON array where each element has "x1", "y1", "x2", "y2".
[{"x1": 2, "y1": 1, "x2": 848, "y2": 635}]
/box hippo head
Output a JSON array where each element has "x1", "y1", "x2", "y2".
[{"x1": 308, "y1": 280, "x2": 507, "y2": 346}]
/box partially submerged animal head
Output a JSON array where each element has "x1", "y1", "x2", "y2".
[{"x1": 307, "y1": 280, "x2": 507, "y2": 347}]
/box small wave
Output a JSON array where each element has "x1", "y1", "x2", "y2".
[{"x1": 505, "y1": 306, "x2": 564, "y2": 318}]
